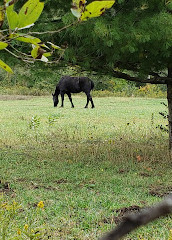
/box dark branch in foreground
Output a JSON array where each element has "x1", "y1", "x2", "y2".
[
  {"x1": 100, "y1": 194, "x2": 172, "y2": 240},
  {"x1": 113, "y1": 71, "x2": 172, "y2": 84}
]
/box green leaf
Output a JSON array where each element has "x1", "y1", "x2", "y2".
[
  {"x1": 0, "y1": 59, "x2": 13, "y2": 73},
  {"x1": 9, "y1": 33, "x2": 41, "y2": 45},
  {"x1": 18, "y1": 0, "x2": 44, "y2": 28},
  {"x1": 31, "y1": 46, "x2": 49, "y2": 62},
  {"x1": 80, "y1": 1, "x2": 115, "y2": 21},
  {"x1": 0, "y1": 42, "x2": 8, "y2": 50},
  {"x1": 31, "y1": 45, "x2": 40, "y2": 58},
  {"x1": 43, "y1": 52, "x2": 52, "y2": 57},
  {"x1": 47, "y1": 41, "x2": 62, "y2": 50},
  {"x1": 6, "y1": 3, "x2": 19, "y2": 29}
]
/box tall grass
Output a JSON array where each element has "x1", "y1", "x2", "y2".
[{"x1": 0, "y1": 96, "x2": 171, "y2": 239}]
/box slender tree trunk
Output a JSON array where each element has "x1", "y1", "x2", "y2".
[{"x1": 167, "y1": 67, "x2": 172, "y2": 153}]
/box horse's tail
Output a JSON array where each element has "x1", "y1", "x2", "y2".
[{"x1": 91, "y1": 80, "x2": 94, "y2": 90}]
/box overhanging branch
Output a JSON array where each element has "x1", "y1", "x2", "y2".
[
  {"x1": 28, "y1": 21, "x2": 79, "y2": 35},
  {"x1": 113, "y1": 71, "x2": 172, "y2": 84}
]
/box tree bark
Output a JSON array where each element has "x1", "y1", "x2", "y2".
[{"x1": 167, "y1": 67, "x2": 172, "y2": 153}]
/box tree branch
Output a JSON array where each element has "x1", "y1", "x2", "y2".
[
  {"x1": 4, "y1": 48, "x2": 43, "y2": 63},
  {"x1": 28, "y1": 21, "x2": 79, "y2": 35},
  {"x1": 9, "y1": 44, "x2": 32, "y2": 57},
  {"x1": 100, "y1": 194, "x2": 172, "y2": 240},
  {"x1": 113, "y1": 71, "x2": 172, "y2": 84},
  {"x1": 46, "y1": 49, "x2": 65, "y2": 64}
]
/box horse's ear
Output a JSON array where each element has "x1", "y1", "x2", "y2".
[{"x1": 52, "y1": 93, "x2": 54, "y2": 96}]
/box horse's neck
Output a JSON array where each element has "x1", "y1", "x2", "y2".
[{"x1": 55, "y1": 86, "x2": 60, "y2": 95}]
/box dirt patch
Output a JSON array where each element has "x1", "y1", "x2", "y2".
[
  {"x1": 0, "y1": 180, "x2": 13, "y2": 193},
  {"x1": 30, "y1": 182, "x2": 60, "y2": 191},
  {"x1": 139, "y1": 172, "x2": 151, "y2": 177},
  {"x1": 55, "y1": 178, "x2": 68, "y2": 184},
  {"x1": 16, "y1": 178, "x2": 27, "y2": 182},
  {"x1": 0, "y1": 95, "x2": 33, "y2": 101},
  {"x1": 117, "y1": 169, "x2": 129, "y2": 174},
  {"x1": 78, "y1": 180, "x2": 96, "y2": 189},
  {"x1": 100, "y1": 205, "x2": 142, "y2": 225},
  {"x1": 113, "y1": 205, "x2": 142, "y2": 224},
  {"x1": 149, "y1": 185, "x2": 172, "y2": 197}
]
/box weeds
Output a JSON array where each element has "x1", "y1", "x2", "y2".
[
  {"x1": 29, "y1": 116, "x2": 40, "y2": 130},
  {"x1": 47, "y1": 114, "x2": 61, "y2": 127},
  {"x1": 156, "y1": 102, "x2": 169, "y2": 133},
  {"x1": 0, "y1": 195, "x2": 49, "y2": 240}
]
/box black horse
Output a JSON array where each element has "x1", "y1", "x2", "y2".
[{"x1": 52, "y1": 76, "x2": 95, "y2": 108}]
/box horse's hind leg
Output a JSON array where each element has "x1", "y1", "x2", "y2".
[
  {"x1": 90, "y1": 94, "x2": 95, "y2": 108},
  {"x1": 85, "y1": 93, "x2": 95, "y2": 108},
  {"x1": 67, "y1": 92, "x2": 74, "y2": 108},
  {"x1": 85, "y1": 95, "x2": 89, "y2": 108}
]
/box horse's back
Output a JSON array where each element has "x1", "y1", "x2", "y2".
[
  {"x1": 58, "y1": 76, "x2": 80, "y2": 93},
  {"x1": 58, "y1": 76, "x2": 94, "y2": 93}
]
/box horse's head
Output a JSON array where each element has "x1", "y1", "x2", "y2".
[{"x1": 52, "y1": 93, "x2": 59, "y2": 107}]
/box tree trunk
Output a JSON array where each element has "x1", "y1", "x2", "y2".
[{"x1": 167, "y1": 67, "x2": 172, "y2": 153}]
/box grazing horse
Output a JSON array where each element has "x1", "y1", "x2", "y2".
[{"x1": 52, "y1": 76, "x2": 95, "y2": 108}]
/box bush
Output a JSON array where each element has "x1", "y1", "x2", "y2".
[{"x1": 135, "y1": 84, "x2": 166, "y2": 98}]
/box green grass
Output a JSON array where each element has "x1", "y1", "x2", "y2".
[{"x1": 0, "y1": 95, "x2": 172, "y2": 240}]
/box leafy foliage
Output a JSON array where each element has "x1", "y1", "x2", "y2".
[
  {"x1": 0, "y1": 0, "x2": 65, "y2": 73},
  {"x1": 0, "y1": 59, "x2": 13, "y2": 73},
  {"x1": 71, "y1": 0, "x2": 115, "y2": 21},
  {"x1": 29, "y1": 115, "x2": 40, "y2": 129},
  {"x1": 61, "y1": 0, "x2": 172, "y2": 77},
  {"x1": 5, "y1": 0, "x2": 44, "y2": 29},
  {"x1": 0, "y1": 0, "x2": 115, "y2": 74}
]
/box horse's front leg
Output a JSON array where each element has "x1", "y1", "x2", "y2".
[
  {"x1": 67, "y1": 92, "x2": 74, "y2": 108},
  {"x1": 60, "y1": 92, "x2": 65, "y2": 107}
]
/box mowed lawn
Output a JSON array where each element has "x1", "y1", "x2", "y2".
[{"x1": 0, "y1": 95, "x2": 172, "y2": 240}]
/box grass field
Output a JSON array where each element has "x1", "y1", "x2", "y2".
[{"x1": 0, "y1": 95, "x2": 172, "y2": 240}]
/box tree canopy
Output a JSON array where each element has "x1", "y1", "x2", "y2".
[
  {"x1": 55, "y1": 0, "x2": 172, "y2": 150},
  {"x1": 60, "y1": 0, "x2": 172, "y2": 82}
]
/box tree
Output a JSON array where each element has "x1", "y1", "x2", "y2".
[{"x1": 60, "y1": 0, "x2": 172, "y2": 151}]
